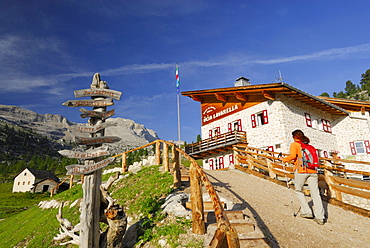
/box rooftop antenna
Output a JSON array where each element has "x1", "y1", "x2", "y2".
[{"x1": 277, "y1": 70, "x2": 283, "y2": 82}]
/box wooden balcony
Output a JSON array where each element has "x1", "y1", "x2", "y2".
[{"x1": 185, "y1": 131, "x2": 247, "y2": 158}]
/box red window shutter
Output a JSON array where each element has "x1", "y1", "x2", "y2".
[
  {"x1": 216, "y1": 127, "x2": 220, "y2": 135},
  {"x1": 305, "y1": 113, "x2": 312, "y2": 127},
  {"x1": 237, "y1": 119, "x2": 242, "y2": 131},
  {"x1": 267, "y1": 146, "x2": 274, "y2": 152},
  {"x1": 251, "y1": 114, "x2": 257, "y2": 128},
  {"x1": 323, "y1": 151, "x2": 328, "y2": 158},
  {"x1": 322, "y1": 119, "x2": 327, "y2": 132},
  {"x1": 365, "y1": 140, "x2": 370, "y2": 154},
  {"x1": 229, "y1": 155, "x2": 234, "y2": 165},
  {"x1": 327, "y1": 120, "x2": 332, "y2": 133},
  {"x1": 209, "y1": 130, "x2": 213, "y2": 138},
  {"x1": 209, "y1": 159, "x2": 214, "y2": 170},
  {"x1": 228, "y1": 123, "x2": 232, "y2": 132},
  {"x1": 349, "y1": 142, "x2": 357, "y2": 155},
  {"x1": 262, "y1": 110, "x2": 269, "y2": 124},
  {"x1": 219, "y1": 157, "x2": 224, "y2": 169}
]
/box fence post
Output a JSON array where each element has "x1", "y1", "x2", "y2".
[
  {"x1": 246, "y1": 148, "x2": 254, "y2": 170},
  {"x1": 190, "y1": 164, "x2": 205, "y2": 235},
  {"x1": 156, "y1": 140, "x2": 161, "y2": 165},
  {"x1": 324, "y1": 161, "x2": 342, "y2": 201},
  {"x1": 266, "y1": 157, "x2": 275, "y2": 179},
  {"x1": 121, "y1": 152, "x2": 127, "y2": 173},
  {"x1": 232, "y1": 148, "x2": 238, "y2": 169},
  {"x1": 69, "y1": 175, "x2": 74, "y2": 189},
  {"x1": 173, "y1": 147, "x2": 181, "y2": 188},
  {"x1": 163, "y1": 143, "x2": 169, "y2": 172}
]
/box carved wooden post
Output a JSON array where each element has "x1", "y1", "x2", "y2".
[
  {"x1": 190, "y1": 164, "x2": 205, "y2": 234},
  {"x1": 156, "y1": 140, "x2": 161, "y2": 165},
  {"x1": 173, "y1": 146, "x2": 181, "y2": 188},
  {"x1": 121, "y1": 152, "x2": 127, "y2": 173},
  {"x1": 163, "y1": 143, "x2": 169, "y2": 172},
  {"x1": 60, "y1": 73, "x2": 123, "y2": 247}
]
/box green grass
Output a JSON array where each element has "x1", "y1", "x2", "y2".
[
  {"x1": 0, "y1": 182, "x2": 50, "y2": 219},
  {"x1": 0, "y1": 165, "x2": 202, "y2": 247}
]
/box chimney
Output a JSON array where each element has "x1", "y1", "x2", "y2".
[{"x1": 234, "y1": 77, "x2": 250, "y2": 87}]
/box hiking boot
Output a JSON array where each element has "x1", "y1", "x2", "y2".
[
  {"x1": 314, "y1": 218, "x2": 324, "y2": 225},
  {"x1": 300, "y1": 213, "x2": 314, "y2": 219}
]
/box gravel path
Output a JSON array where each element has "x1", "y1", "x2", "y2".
[{"x1": 205, "y1": 169, "x2": 370, "y2": 248}]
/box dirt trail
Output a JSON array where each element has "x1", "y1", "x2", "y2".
[{"x1": 205, "y1": 169, "x2": 370, "y2": 248}]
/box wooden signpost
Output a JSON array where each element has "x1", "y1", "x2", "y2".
[
  {"x1": 79, "y1": 108, "x2": 115, "y2": 119},
  {"x1": 57, "y1": 73, "x2": 124, "y2": 248},
  {"x1": 75, "y1": 136, "x2": 121, "y2": 146},
  {"x1": 62, "y1": 98, "x2": 114, "y2": 107},
  {"x1": 66, "y1": 157, "x2": 116, "y2": 175},
  {"x1": 58, "y1": 147, "x2": 109, "y2": 159},
  {"x1": 69, "y1": 122, "x2": 117, "y2": 134},
  {"x1": 74, "y1": 88, "x2": 122, "y2": 100}
]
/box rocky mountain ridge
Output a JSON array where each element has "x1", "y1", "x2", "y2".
[{"x1": 0, "y1": 104, "x2": 159, "y2": 153}]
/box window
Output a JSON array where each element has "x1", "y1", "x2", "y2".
[
  {"x1": 218, "y1": 157, "x2": 224, "y2": 169},
  {"x1": 319, "y1": 119, "x2": 332, "y2": 133},
  {"x1": 209, "y1": 159, "x2": 214, "y2": 170},
  {"x1": 251, "y1": 110, "x2": 268, "y2": 128},
  {"x1": 229, "y1": 155, "x2": 234, "y2": 165},
  {"x1": 349, "y1": 141, "x2": 370, "y2": 155},
  {"x1": 209, "y1": 127, "x2": 220, "y2": 138},
  {"x1": 228, "y1": 119, "x2": 242, "y2": 132},
  {"x1": 304, "y1": 113, "x2": 312, "y2": 127}
]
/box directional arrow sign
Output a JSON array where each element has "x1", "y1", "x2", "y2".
[
  {"x1": 58, "y1": 147, "x2": 109, "y2": 159},
  {"x1": 74, "y1": 88, "x2": 122, "y2": 100},
  {"x1": 66, "y1": 157, "x2": 116, "y2": 175},
  {"x1": 71, "y1": 122, "x2": 118, "y2": 134},
  {"x1": 62, "y1": 99, "x2": 114, "y2": 107},
  {"x1": 79, "y1": 108, "x2": 115, "y2": 119},
  {"x1": 75, "y1": 136, "x2": 121, "y2": 145}
]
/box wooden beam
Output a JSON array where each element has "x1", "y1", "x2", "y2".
[
  {"x1": 234, "y1": 92, "x2": 248, "y2": 101},
  {"x1": 262, "y1": 90, "x2": 275, "y2": 100},
  {"x1": 215, "y1": 93, "x2": 227, "y2": 102},
  {"x1": 191, "y1": 95, "x2": 202, "y2": 102}
]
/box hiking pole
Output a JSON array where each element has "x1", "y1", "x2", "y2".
[{"x1": 279, "y1": 153, "x2": 298, "y2": 217}]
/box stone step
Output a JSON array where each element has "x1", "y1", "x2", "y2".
[
  {"x1": 205, "y1": 210, "x2": 244, "y2": 223},
  {"x1": 239, "y1": 238, "x2": 271, "y2": 247}
]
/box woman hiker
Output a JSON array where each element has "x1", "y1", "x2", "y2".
[{"x1": 281, "y1": 129, "x2": 325, "y2": 225}]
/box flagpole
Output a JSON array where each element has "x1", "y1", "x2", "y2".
[{"x1": 176, "y1": 63, "x2": 181, "y2": 146}]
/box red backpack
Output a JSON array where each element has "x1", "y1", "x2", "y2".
[{"x1": 296, "y1": 141, "x2": 319, "y2": 170}]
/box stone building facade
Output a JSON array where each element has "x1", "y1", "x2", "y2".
[{"x1": 182, "y1": 79, "x2": 370, "y2": 173}]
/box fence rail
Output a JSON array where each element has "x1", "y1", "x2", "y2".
[{"x1": 233, "y1": 144, "x2": 370, "y2": 216}]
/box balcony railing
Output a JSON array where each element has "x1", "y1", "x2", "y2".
[{"x1": 185, "y1": 131, "x2": 247, "y2": 157}]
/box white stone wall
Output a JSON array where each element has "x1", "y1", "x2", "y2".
[
  {"x1": 13, "y1": 168, "x2": 36, "y2": 192},
  {"x1": 201, "y1": 94, "x2": 370, "y2": 171}
]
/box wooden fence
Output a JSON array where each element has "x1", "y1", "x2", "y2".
[
  {"x1": 54, "y1": 140, "x2": 240, "y2": 247},
  {"x1": 233, "y1": 144, "x2": 370, "y2": 217},
  {"x1": 119, "y1": 140, "x2": 240, "y2": 247}
]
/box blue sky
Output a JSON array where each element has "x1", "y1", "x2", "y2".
[{"x1": 1, "y1": 1, "x2": 370, "y2": 143}]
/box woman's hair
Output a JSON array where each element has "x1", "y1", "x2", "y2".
[{"x1": 292, "y1": 129, "x2": 310, "y2": 143}]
